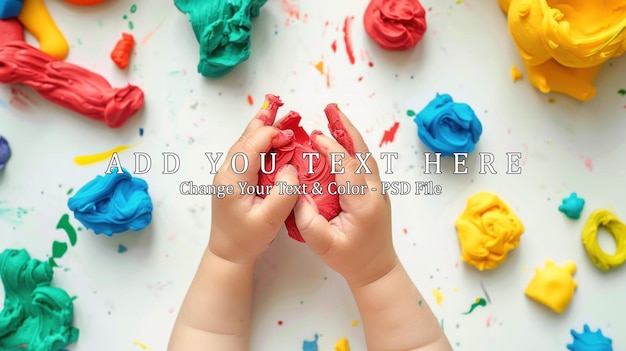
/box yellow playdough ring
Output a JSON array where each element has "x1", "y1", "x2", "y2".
[{"x1": 581, "y1": 209, "x2": 626, "y2": 271}]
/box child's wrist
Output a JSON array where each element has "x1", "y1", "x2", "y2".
[{"x1": 344, "y1": 253, "x2": 400, "y2": 289}]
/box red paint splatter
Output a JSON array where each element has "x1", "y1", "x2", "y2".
[
  {"x1": 368, "y1": 61, "x2": 374, "y2": 67},
  {"x1": 331, "y1": 40, "x2": 337, "y2": 53},
  {"x1": 583, "y1": 158, "x2": 593, "y2": 171},
  {"x1": 358, "y1": 76, "x2": 363, "y2": 81},
  {"x1": 521, "y1": 144, "x2": 528, "y2": 166},
  {"x1": 342, "y1": 16, "x2": 355, "y2": 65},
  {"x1": 507, "y1": 128, "x2": 511, "y2": 135},
  {"x1": 403, "y1": 228, "x2": 408, "y2": 234},
  {"x1": 379, "y1": 122, "x2": 400, "y2": 147},
  {"x1": 281, "y1": 0, "x2": 300, "y2": 20},
  {"x1": 486, "y1": 315, "x2": 492, "y2": 327},
  {"x1": 278, "y1": 320, "x2": 283, "y2": 326},
  {"x1": 247, "y1": 94, "x2": 254, "y2": 106}
]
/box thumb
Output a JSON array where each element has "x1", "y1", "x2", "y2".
[
  {"x1": 259, "y1": 164, "x2": 299, "y2": 228},
  {"x1": 294, "y1": 194, "x2": 334, "y2": 257}
]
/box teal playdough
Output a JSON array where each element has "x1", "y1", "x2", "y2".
[
  {"x1": 174, "y1": 0, "x2": 268, "y2": 78},
  {"x1": 0, "y1": 249, "x2": 79, "y2": 351},
  {"x1": 559, "y1": 192, "x2": 585, "y2": 220},
  {"x1": 567, "y1": 324, "x2": 612, "y2": 351}
]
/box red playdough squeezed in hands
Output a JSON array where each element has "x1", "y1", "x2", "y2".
[{"x1": 257, "y1": 95, "x2": 355, "y2": 242}]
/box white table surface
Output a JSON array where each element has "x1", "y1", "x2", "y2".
[{"x1": 1, "y1": 0, "x2": 626, "y2": 350}]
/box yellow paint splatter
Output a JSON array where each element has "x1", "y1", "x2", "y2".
[
  {"x1": 261, "y1": 100, "x2": 269, "y2": 109},
  {"x1": 432, "y1": 289, "x2": 444, "y2": 305},
  {"x1": 548, "y1": 98, "x2": 556, "y2": 103},
  {"x1": 453, "y1": 286, "x2": 458, "y2": 292},
  {"x1": 351, "y1": 319, "x2": 358, "y2": 327},
  {"x1": 456, "y1": 0, "x2": 462, "y2": 4},
  {"x1": 132, "y1": 341, "x2": 152, "y2": 350},
  {"x1": 511, "y1": 65, "x2": 523, "y2": 81},
  {"x1": 335, "y1": 338, "x2": 351, "y2": 351},
  {"x1": 314, "y1": 61, "x2": 324, "y2": 74},
  {"x1": 74, "y1": 144, "x2": 137, "y2": 166}
]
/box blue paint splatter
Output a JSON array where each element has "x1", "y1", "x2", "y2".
[
  {"x1": 303, "y1": 334, "x2": 319, "y2": 351},
  {"x1": 0, "y1": 100, "x2": 7, "y2": 109},
  {"x1": 567, "y1": 324, "x2": 612, "y2": 351},
  {"x1": 139, "y1": 128, "x2": 144, "y2": 136},
  {"x1": 0, "y1": 135, "x2": 10, "y2": 170},
  {"x1": 558, "y1": 192, "x2": 585, "y2": 219},
  {"x1": 117, "y1": 244, "x2": 127, "y2": 253}
]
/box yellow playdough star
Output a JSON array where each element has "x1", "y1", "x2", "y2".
[
  {"x1": 525, "y1": 260, "x2": 577, "y2": 313},
  {"x1": 17, "y1": 0, "x2": 69, "y2": 60},
  {"x1": 499, "y1": 0, "x2": 626, "y2": 101}
]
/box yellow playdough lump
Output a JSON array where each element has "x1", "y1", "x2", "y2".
[
  {"x1": 499, "y1": 0, "x2": 626, "y2": 101},
  {"x1": 18, "y1": 0, "x2": 69, "y2": 60},
  {"x1": 335, "y1": 338, "x2": 351, "y2": 351},
  {"x1": 525, "y1": 260, "x2": 577, "y2": 313},
  {"x1": 455, "y1": 192, "x2": 525, "y2": 271},
  {"x1": 582, "y1": 209, "x2": 626, "y2": 271}
]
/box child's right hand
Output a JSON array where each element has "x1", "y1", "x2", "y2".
[{"x1": 294, "y1": 106, "x2": 399, "y2": 288}]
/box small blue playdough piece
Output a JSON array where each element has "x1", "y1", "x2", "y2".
[
  {"x1": 0, "y1": 0, "x2": 24, "y2": 19},
  {"x1": 67, "y1": 168, "x2": 153, "y2": 236},
  {"x1": 567, "y1": 324, "x2": 612, "y2": 351},
  {"x1": 117, "y1": 244, "x2": 127, "y2": 253},
  {"x1": 0, "y1": 135, "x2": 11, "y2": 171},
  {"x1": 414, "y1": 93, "x2": 483, "y2": 157},
  {"x1": 302, "y1": 334, "x2": 319, "y2": 351},
  {"x1": 559, "y1": 192, "x2": 585, "y2": 219}
]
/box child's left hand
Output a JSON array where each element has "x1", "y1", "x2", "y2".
[{"x1": 209, "y1": 101, "x2": 300, "y2": 265}]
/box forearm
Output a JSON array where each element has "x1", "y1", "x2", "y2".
[
  {"x1": 168, "y1": 244, "x2": 256, "y2": 351},
  {"x1": 348, "y1": 260, "x2": 452, "y2": 351}
]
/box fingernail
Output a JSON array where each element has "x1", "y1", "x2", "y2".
[
  {"x1": 311, "y1": 129, "x2": 324, "y2": 138},
  {"x1": 281, "y1": 129, "x2": 294, "y2": 138}
]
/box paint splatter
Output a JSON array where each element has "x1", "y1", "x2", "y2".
[
  {"x1": 303, "y1": 334, "x2": 319, "y2": 351},
  {"x1": 281, "y1": 0, "x2": 300, "y2": 22},
  {"x1": 118, "y1": 244, "x2": 127, "y2": 253},
  {"x1": 0, "y1": 202, "x2": 30, "y2": 226},
  {"x1": 74, "y1": 144, "x2": 137, "y2": 166},
  {"x1": 66, "y1": 188, "x2": 74, "y2": 196},
  {"x1": 57, "y1": 213, "x2": 77, "y2": 246},
  {"x1": 132, "y1": 341, "x2": 152, "y2": 350},
  {"x1": 432, "y1": 289, "x2": 444, "y2": 305},
  {"x1": 379, "y1": 122, "x2": 400, "y2": 147},
  {"x1": 618, "y1": 89, "x2": 626, "y2": 96},
  {"x1": 331, "y1": 40, "x2": 337, "y2": 52},
  {"x1": 351, "y1": 320, "x2": 358, "y2": 326},
  {"x1": 313, "y1": 61, "x2": 324, "y2": 74},
  {"x1": 52, "y1": 241, "x2": 68, "y2": 259},
  {"x1": 548, "y1": 97, "x2": 556, "y2": 103},
  {"x1": 403, "y1": 228, "x2": 408, "y2": 234},
  {"x1": 342, "y1": 16, "x2": 355, "y2": 65},
  {"x1": 583, "y1": 157, "x2": 593, "y2": 171},
  {"x1": 277, "y1": 320, "x2": 283, "y2": 326},
  {"x1": 462, "y1": 297, "x2": 487, "y2": 314},
  {"x1": 486, "y1": 315, "x2": 492, "y2": 327},
  {"x1": 335, "y1": 338, "x2": 350, "y2": 351},
  {"x1": 139, "y1": 128, "x2": 144, "y2": 136},
  {"x1": 141, "y1": 20, "x2": 165, "y2": 46},
  {"x1": 130, "y1": 4, "x2": 137, "y2": 13},
  {"x1": 0, "y1": 99, "x2": 7, "y2": 108},
  {"x1": 129, "y1": 21, "x2": 134, "y2": 30},
  {"x1": 418, "y1": 299, "x2": 423, "y2": 307},
  {"x1": 247, "y1": 94, "x2": 254, "y2": 106},
  {"x1": 406, "y1": 109, "x2": 416, "y2": 117},
  {"x1": 480, "y1": 281, "x2": 491, "y2": 303}
]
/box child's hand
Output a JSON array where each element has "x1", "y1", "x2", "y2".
[
  {"x1": 294, "y1": 106, "x2": 399, "y2": 287},
  {"x1": 209, "y1": 104, "x2": 300, "y2": 265}
]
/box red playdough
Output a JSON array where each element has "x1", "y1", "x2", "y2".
[
  {"x1": 257, "y1": 95, "x2": 355, "y2": 242},
  {"x1": 363, "y1": 0, "x2": 427, "y2": 50},
  {"x1": 0, "y1": 21, "x2": 143, "y2": 128},
  {"x1": 111, "y1": 33, "x2": 134, "y2": 69}
]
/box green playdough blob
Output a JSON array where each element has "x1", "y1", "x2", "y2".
[
  {"x1": 174, "y1": 0, "x2": 268, "y2": 78},
  {"x1": 0, "y1": 249, "x2": 79, "y2": 351}
]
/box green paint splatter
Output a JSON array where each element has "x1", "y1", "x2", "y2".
[
  {"x1": 168, "y1": 70, "x2": 182, "y2": 76},
  {"x1": 57, "y1": 214, "x2": 77, "y2": 246},
  {"x1": 418, "y1": 299, "x2": 423, "y2": 307},
  {"x1": 77, "y1": 227, "x2": 83, "y2": 231},
  {"x1": 128, "y1": 21, "x2": 134, "y2": 30},
  {"x1": 618, "y1": 89, "x2": 626, "y2": 96},
  {"x1": 406, "y1": 109, "x2": 416, "y2": 117},
  {"x1": 48, "y1": 257, "x2": 57, "y2": 267},
  {"x1": 77, "y1": 38, "x2": 82, "y2": 46},
  {"x1": 52, "y1": 241, "x2": 68, "y2": 258},
  {"x1": 123, "y1": 14, "x2": 128, "y2": 20},
  {"x1": 67, "y1": 187, "x2": 74, "y2": 195},
  {"x1": 98, "y1": 19, "x2": 103, "y2": 28},
  {"x1": 462, "y1": 297, "x2": 487, "y2": 315},
  {"x1": 130, "y1": 4, "x2": 137, "y2": 13}
]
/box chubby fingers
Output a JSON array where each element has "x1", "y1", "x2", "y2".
[
  {"x1": 244, "y1": 94, "x2": 284, "y2": 132},
  {"x1": 294, "y1": 194, "x2": 335, "y2": 256},
  {"x1": 257, "y1": 164, "x2": 300, "y2": 230},
  {"x1": 311, "y1": 130, "x2": 371, "y2": 213},
  {"x1": 324, "y1": 103, "x2": 381, "y2": 183}
]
